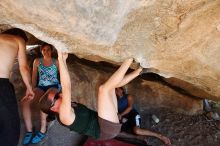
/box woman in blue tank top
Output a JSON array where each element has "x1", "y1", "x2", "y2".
[
  {"x1": 21, "y1": 43, "x2": 60, "y2": 145},
  {"x1": 116, "y1": 87, "x2": 171, "y2": 146}
]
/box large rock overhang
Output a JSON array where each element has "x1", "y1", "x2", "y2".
[{"x1": 0, "y1": 0, "x2": 220, "y2": 100}]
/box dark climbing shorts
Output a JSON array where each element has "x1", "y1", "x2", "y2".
[
  {"x1": 0, "y1": 78, "x2": 20, "y2": 146},
  {"x1": 38, "y1": 84, "x2": 61, "y2": 92},
  {"x1": 98, "y1": 117, "x2": 122, "y2": 140},
  {"x1": 121, "y1": 110, "x2": 141, "y2": 133}
]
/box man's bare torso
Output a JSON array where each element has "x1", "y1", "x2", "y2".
[{"x1": 0, "y1": 34, "x2": 19, "y2": 78}]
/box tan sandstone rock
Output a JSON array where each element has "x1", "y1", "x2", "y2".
[{"x1": 1, "y1": 0, "x2": 220, "y2": 101}]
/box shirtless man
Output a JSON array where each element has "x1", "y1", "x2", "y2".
[{"x1": 0, "y1": 28, "x2": 34, "y2": 146}]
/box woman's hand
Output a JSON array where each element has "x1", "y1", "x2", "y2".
[{"x1": 160, "y1": 135, "x2": 172, "y2": 146}]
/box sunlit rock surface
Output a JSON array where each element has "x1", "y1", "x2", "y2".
[{"x1": 1, "y1": 0, "x2": 220, "y2": 101}]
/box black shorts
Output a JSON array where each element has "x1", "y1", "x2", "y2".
[
  {"x1": 0, "y1": 78, "x2": 20, "y2": 146},
  {"x1": 121, "y1": 110, "x2": 141, "y2": 133},
  {"x1": 38, "y1": 84, "x2": 61, "y2": 92}
]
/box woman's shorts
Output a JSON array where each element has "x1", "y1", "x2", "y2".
[
  {"x1": 98, "y1": 117, "x2": 122, "y2": 140},
  {"x1": 38, "y1": 84, "x2": 61, "y2": 92}
]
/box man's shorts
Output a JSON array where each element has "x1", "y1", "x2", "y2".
[
  {"x1": 121, "y1": 110, "x2": 141, "y2": 133},
  {"x1": 0, "y1": 78, "x2": 20, "y2": 146}
]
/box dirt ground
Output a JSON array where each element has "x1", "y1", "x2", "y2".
[
  {"x1": 140, "y1": 108, "x2": 220, "y2": 146},
  {"x1": 18, "y1": 106, "x2": 220, "y2": 146}
]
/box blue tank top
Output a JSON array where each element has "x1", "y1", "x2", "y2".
[
  {"x1": 117, "y1": 94, "x2": 137, "y2": 113},
  {"x1": 38, "y1": 58, "x2": 59, "y2": 87}
]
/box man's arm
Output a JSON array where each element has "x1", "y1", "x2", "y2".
[
  {"x1": 21, "y1": 59, "x2": 38, "y2": 101},
  {"x1": 31, "y1": 59, "x2": 39, "y2": 88},
  {"x1": 17, "y1": 37, "x2": 34, "y2": 98},
  {"x1": 58, "y1": 52, "x2": 75, "y2": 126}
]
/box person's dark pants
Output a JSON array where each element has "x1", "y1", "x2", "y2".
[
  {"x1": 121, "y1": 110, "x2": 141, "y2": 133},
  {"x1": 0, "y1": 78, "x2": 20, "y2": 146}
]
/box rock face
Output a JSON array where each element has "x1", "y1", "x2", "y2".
[
  {"x1": 11, "y1": 54, "x2": 203, "y2": 115},
  {"x1": 1, "y1": 1, "x2": 220, "y2": 100}
]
